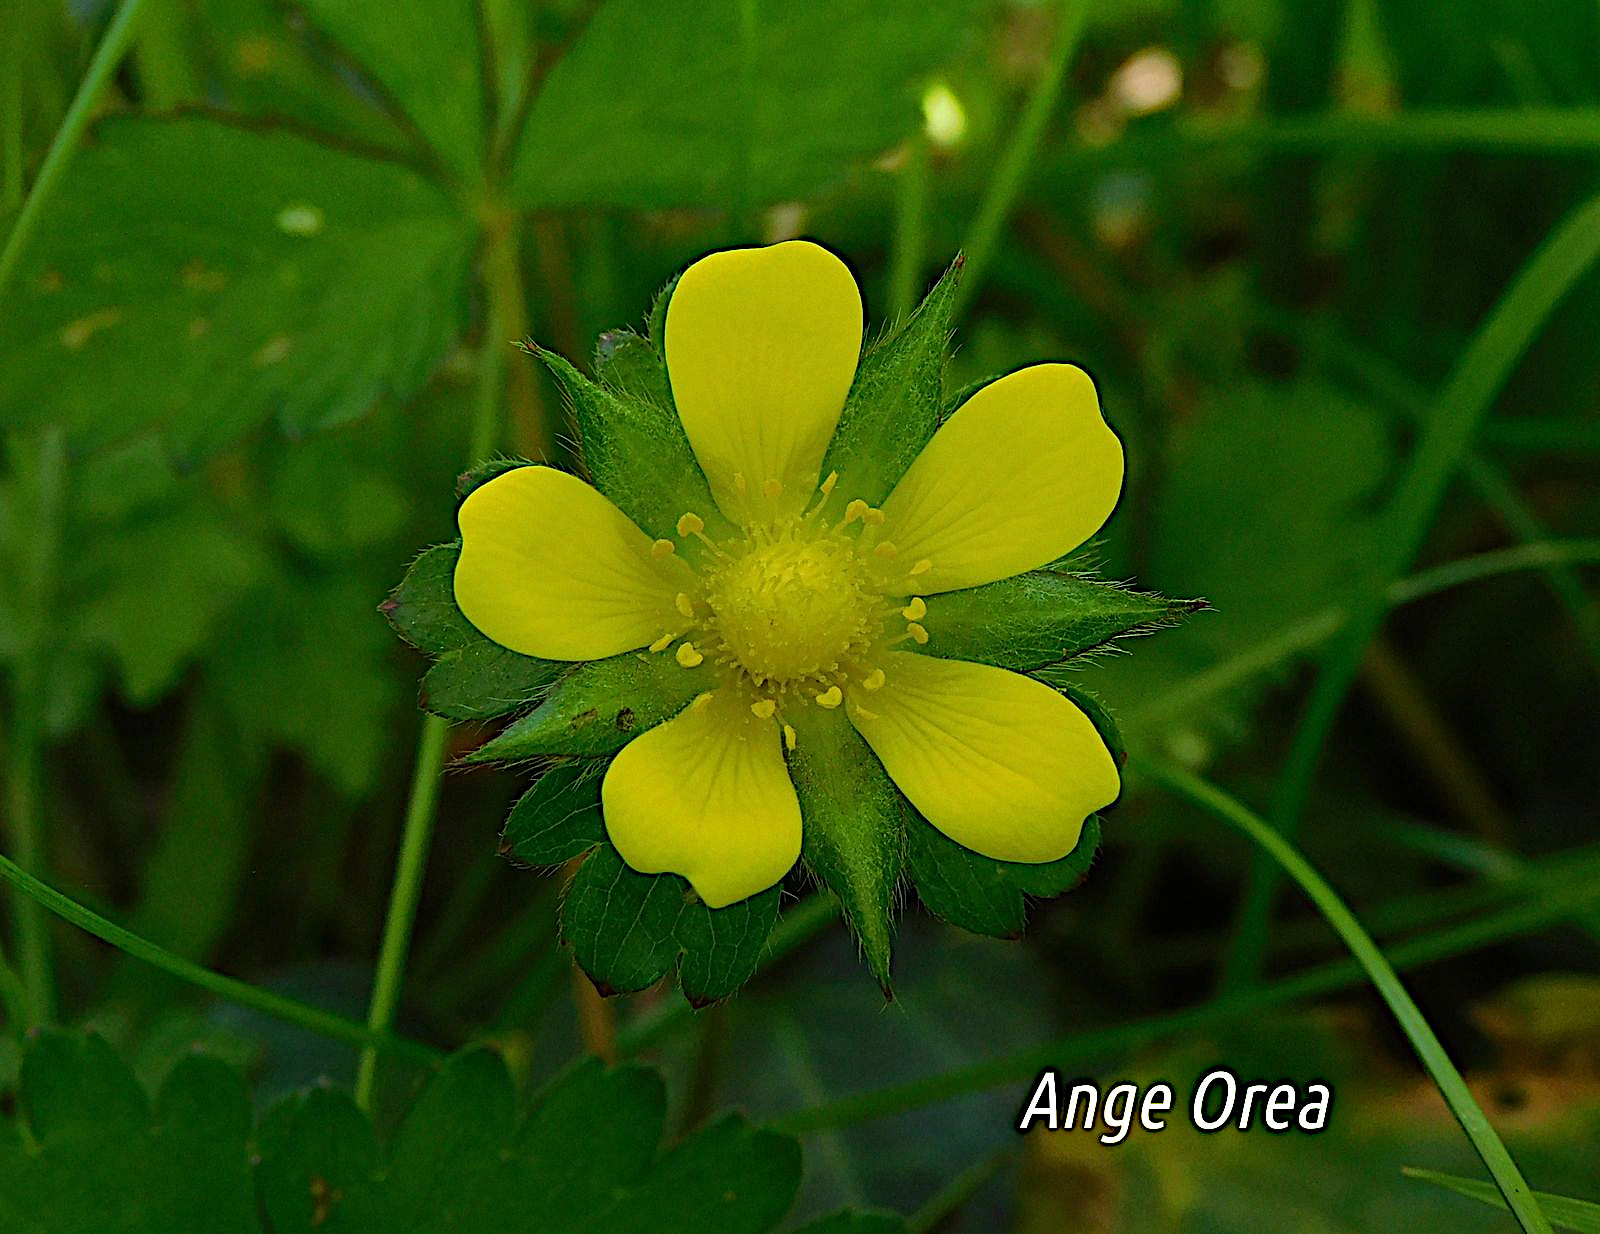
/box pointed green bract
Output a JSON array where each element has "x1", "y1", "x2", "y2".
[
  {"x1": 564, "y1": 843, "x2": 781, "y2": 1003},
  {"x1": 536, "y1": 347, "x2": 730, "y2": 544},
  {"x1": 503, "y1": 762, "x2": 606, "y2": 866},
  {"x1": 921, "y1": 570, "x2": 1202, "y2": 672},
  {"x1": 384, "y1": 542, "x2": 563, "y2": 720},
  {"x1": 786, "y1": 706, "x2": 902, "y2": 992},
  {"x1": 820, "y1": 258, "x2": 961, "y2": 507},
  {"x1": 595, "y1": 329, "x2": 675, "y2": 411},
  {"x1": 470, "y1": 651, "x2": 709, "y2": 761},
  {"x1": 907, "y1": 813, "x2": 1103, "y2": 938}
]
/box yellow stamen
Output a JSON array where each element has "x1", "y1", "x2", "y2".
[
  {"x1": 676, "y1": 642, "x2": 705, "y2": 668},
  {"x1": 873, "y1": 541, "x2": 899, "y2": 561},
  {"x1": 851, "y1": 703, "x2": 880, "y2": 721},
  {"x1": 861, "y1": 506, "x2": 886, "y2": 526},
  {"x1": 691, "y1": 691, "x2": 715, "y2": 713},
  {"x1": 733, "y1": 472, "x2": 748, "y2": 495},
  {"x1": 819, "y1": 471, "x2": 838, "y2": 497},
  {"x1": 861, "y1": 668, "x2": 886, "y2": 691},
  {"x1": 908, "y1": 558, "x2": 932, "y2": 577},
  {"x1": 750, "y1": 698, "x2": 777, "y2": 719},
  {"x1": 651, "y1": 538, "x2": 676, "y2": 559},
  {"x1": 906, "y1": 622, "x2": 929, "y2": 645},
  {"x1": 901, "y1": 596, "x2": 927, "y2": 620},
  {"x1": 675, "y1": 592, "x2": 696, "y2": 619},
  {"x1": 783, "y1": 723, "x2": 797, "y2": 751},
  {"x1": 649, "y1": 632, "x2": 675, "y2": 653},
  {"x1": 676, "y1": 512, "x2": 705, "y2": 537},
  {"x1": 762, "y1": 477, "x2": 783, "y2": 500},
  {"x1": 814, "y1": 685, "x2": 843, "y2": 709},
  {"x1": 843, "y1": 499, "x2": 869, "y2": 524}
]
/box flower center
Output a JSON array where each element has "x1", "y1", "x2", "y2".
[
  {"x1": 705, "y1": 535, "x2": 871, "y2": 685},
  {"x1": 647, "y1": 472, "x2": 936, "y2": 744}
]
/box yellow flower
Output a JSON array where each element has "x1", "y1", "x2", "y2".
[{"x1": 453, "y1": 241, "x2": 1124, "y2": 908}]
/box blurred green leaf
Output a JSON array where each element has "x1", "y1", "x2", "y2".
[
  {"x1": 0, "y1": 116, "x2": 474, "y2": 459},
  {"x1": 295, "y1": 0, "x2": 486, "y2": 177},
  {"x1": 511, "y1": 0, "x2": 981, "y2": 208}
]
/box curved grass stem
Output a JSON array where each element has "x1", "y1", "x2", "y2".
[
  {"x1": 0, "y1": 848, "x2": 437, "y2": 1062},
  {"x1": 1144, "y1": 760, "x2": 1552, "y2": 1234}
]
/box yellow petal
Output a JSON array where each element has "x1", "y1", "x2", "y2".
[
  {"x1": 879, "y1": 364, "x2": 1122, "y2": 593},
  {"x1": 454, "y1": 466, "x2": 677, "y2": 660},
  {"x1": 665, "y1": 240, "x2": 863, "y2": 522},
  {"x1": 849, "y1": 652, "x2": 1119, "y2": 863},
  {"x1": 602, "y1": 691, "x2": 801, "y2": 908}
]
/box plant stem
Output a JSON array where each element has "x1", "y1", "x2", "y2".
[
  {"x1": 950, "y1": 0, "x2": 1089, "y2": 320},
  {"x1": 354, "y1": 713, "x2": 450, "y2": 1109},
  {"x1": 0, "y1": 0, "x2": 149, "y2": 304},
  {"x1": 1223, "y1": 191, "x2": 1600, "y2": 989},
  {"x1": 771, "y1": 864, "x2": 1600, "y2": 1134},
  {"x1": 0, "y1": 848, "x2": 437, "y2": 1061},
  {"x1": 906, "y1": 1145, "x2": 1011, "y2": 1234},
  {"x1": 481, "y1": 207, "x2": 548, "y2": 460},
  {"x1": 888, "y1": 138, "x2": 930, "y2": 319},
  {"x1": 1145, "y1": 760, "x2": 1552, "y2": 1234}
]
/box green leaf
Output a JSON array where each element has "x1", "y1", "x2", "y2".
[
  {"x1": 503, "y1": 761, "x2": 606, "y2": 866},
  {"x1": 535, "y1": 347, "x2": 728, "y2": 544},
  {"x1": 2, "y1": 1031, "x2": 817, "y2": 1234},
  {"x1": 1402, "y1": 1168, "x2": 1600, "y2": 1232},
  {"x1": 565, "y1": 843, "x2": 780, "y2": 1002},
  {"x1": 821, "y1": 257, "x2": 961, "y2": 506},
  {"x1": 921, "y1": 570, "x2": 1203, "y2": 672},
  {"x1": 511, "y1": 0, "x2": 982, "y2": 209},
  {"x1": 906, "y1": 813, "x2": 1103, "y2": 939},
  {"x1": 471, "y1": 651, "x2": 709, "y2": 761},
  {"x1": 385, "y1": 542, "x2": 564, "y2": 721},
  {"x1": 595, "y1": 329, "x2": 675, "y2": 412},
  {"x1": 0, "y1": 1031, "x2": 260, "y2": 1233},
  {"x1": 786, "y1": 706, "x2": 901, "y2": 992},
  {"x1": 0, "y1": 116, "x2": 474, "y2": 460},
  {"x1": 295, "y1": 0, "x2": 485, "y2": 177}
]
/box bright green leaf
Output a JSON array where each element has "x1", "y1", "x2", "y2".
[{"x1": 1403, "y1": 1167, "x2": 1600, "y2": 1233}]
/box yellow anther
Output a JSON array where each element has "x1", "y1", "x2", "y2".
[
  {"x1": 814, "y1": 685, "x2": 843, "y2": 709},
  {"x1": 819, "y1": 471, "x2": 839, "y2": 497},
  {"x1": 750, "y1": 698, "x2": 777, "y2": 719},
  {"x1": 861, "y1": 668, "x2": 886, "y2": 691},
  {"x1": 762, "y1": 477, "x2": 784, "y2": 500},
  {"x1": 783, "y1": 723, "x2": 797, "y2": 751},
  {"x1": 733, "y1": 472, "x2": 748, "y2": 494},
  {"x1": 691, "y1": 691, "x2": 715, "y2": 713},
  {"x1": 676, "y1": 512, "x2": 705, "y2": 537},
  {"x1": 873, "y1": 541, "x2": 899, "y2": 561},
  {"x1": 675, "y1": 592, "x2": 696, "y2": 619},
  {"x1": 843, "y1": 498, "x2": 869, "y2": 524},
  {"x1": 902, "y1": 597, "x2": 927, "y2": 620},
  {"x1": 861, "y1": 506, "x2": 886, "y2": 526},
  {"x1": 651, "y1": 538, "x2": 676, "y2": 559},
  {"x1": 908, "y1": 558, "x2": 932, "y2": 577},
  {"x1": 676, "y1": 642, "x2": 705, "y2": 668},
  {"x1": 906, "y1": 622, "x2": 929, "y2": 645},
  {"x1": 649, "y1": 632, "x2": 675, "y2": 653},
  {"x1": 851, "y1": 703, "x2": 880, "y2": 721}
]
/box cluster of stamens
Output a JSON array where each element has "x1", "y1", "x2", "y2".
[{"x1": 645, "y1": 470, "x2": 931, "y2": 748}]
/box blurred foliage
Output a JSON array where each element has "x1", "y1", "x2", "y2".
[{"x1": 1, "y1": 0, "x2": 1598, "y2": 1228}]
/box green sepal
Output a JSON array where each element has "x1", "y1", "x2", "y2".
[
  {"x1": 532, "y1": 345, "x2": 730, "y2": 544},
  {"x1": 647, "y1": 273, "x2": 679, "y2": 353},
  {"x1": 563, "y1": 843, "x2": 781, "y2": 1004},
  {"x1": 502, "y1": 761, "x2": 605, "y2": 866},
  {"x1": 785, "y1": 706, "x2": 902, "y2": 993},
  {"x1": 820, "y1": 256, "x2": 961, "y2": 506},
  {"x1": 470, "y1": 650, "x2": 708, "y2": 761},
  {"x1": 383, "y1": 542, "x2": 563, "y2": 720},
  {"x1": 921, "y1": 569, "x2": 1203, "y2": 672},
  {"x1": 455, "y1": 455, "x2": 534, "y2": 500},
  {"x1": 907, "y1": 812, "x2": 1103, "y2": 939},
  {"x1": 594, "y1": 329, "x2": 674, "y2": 411}
]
